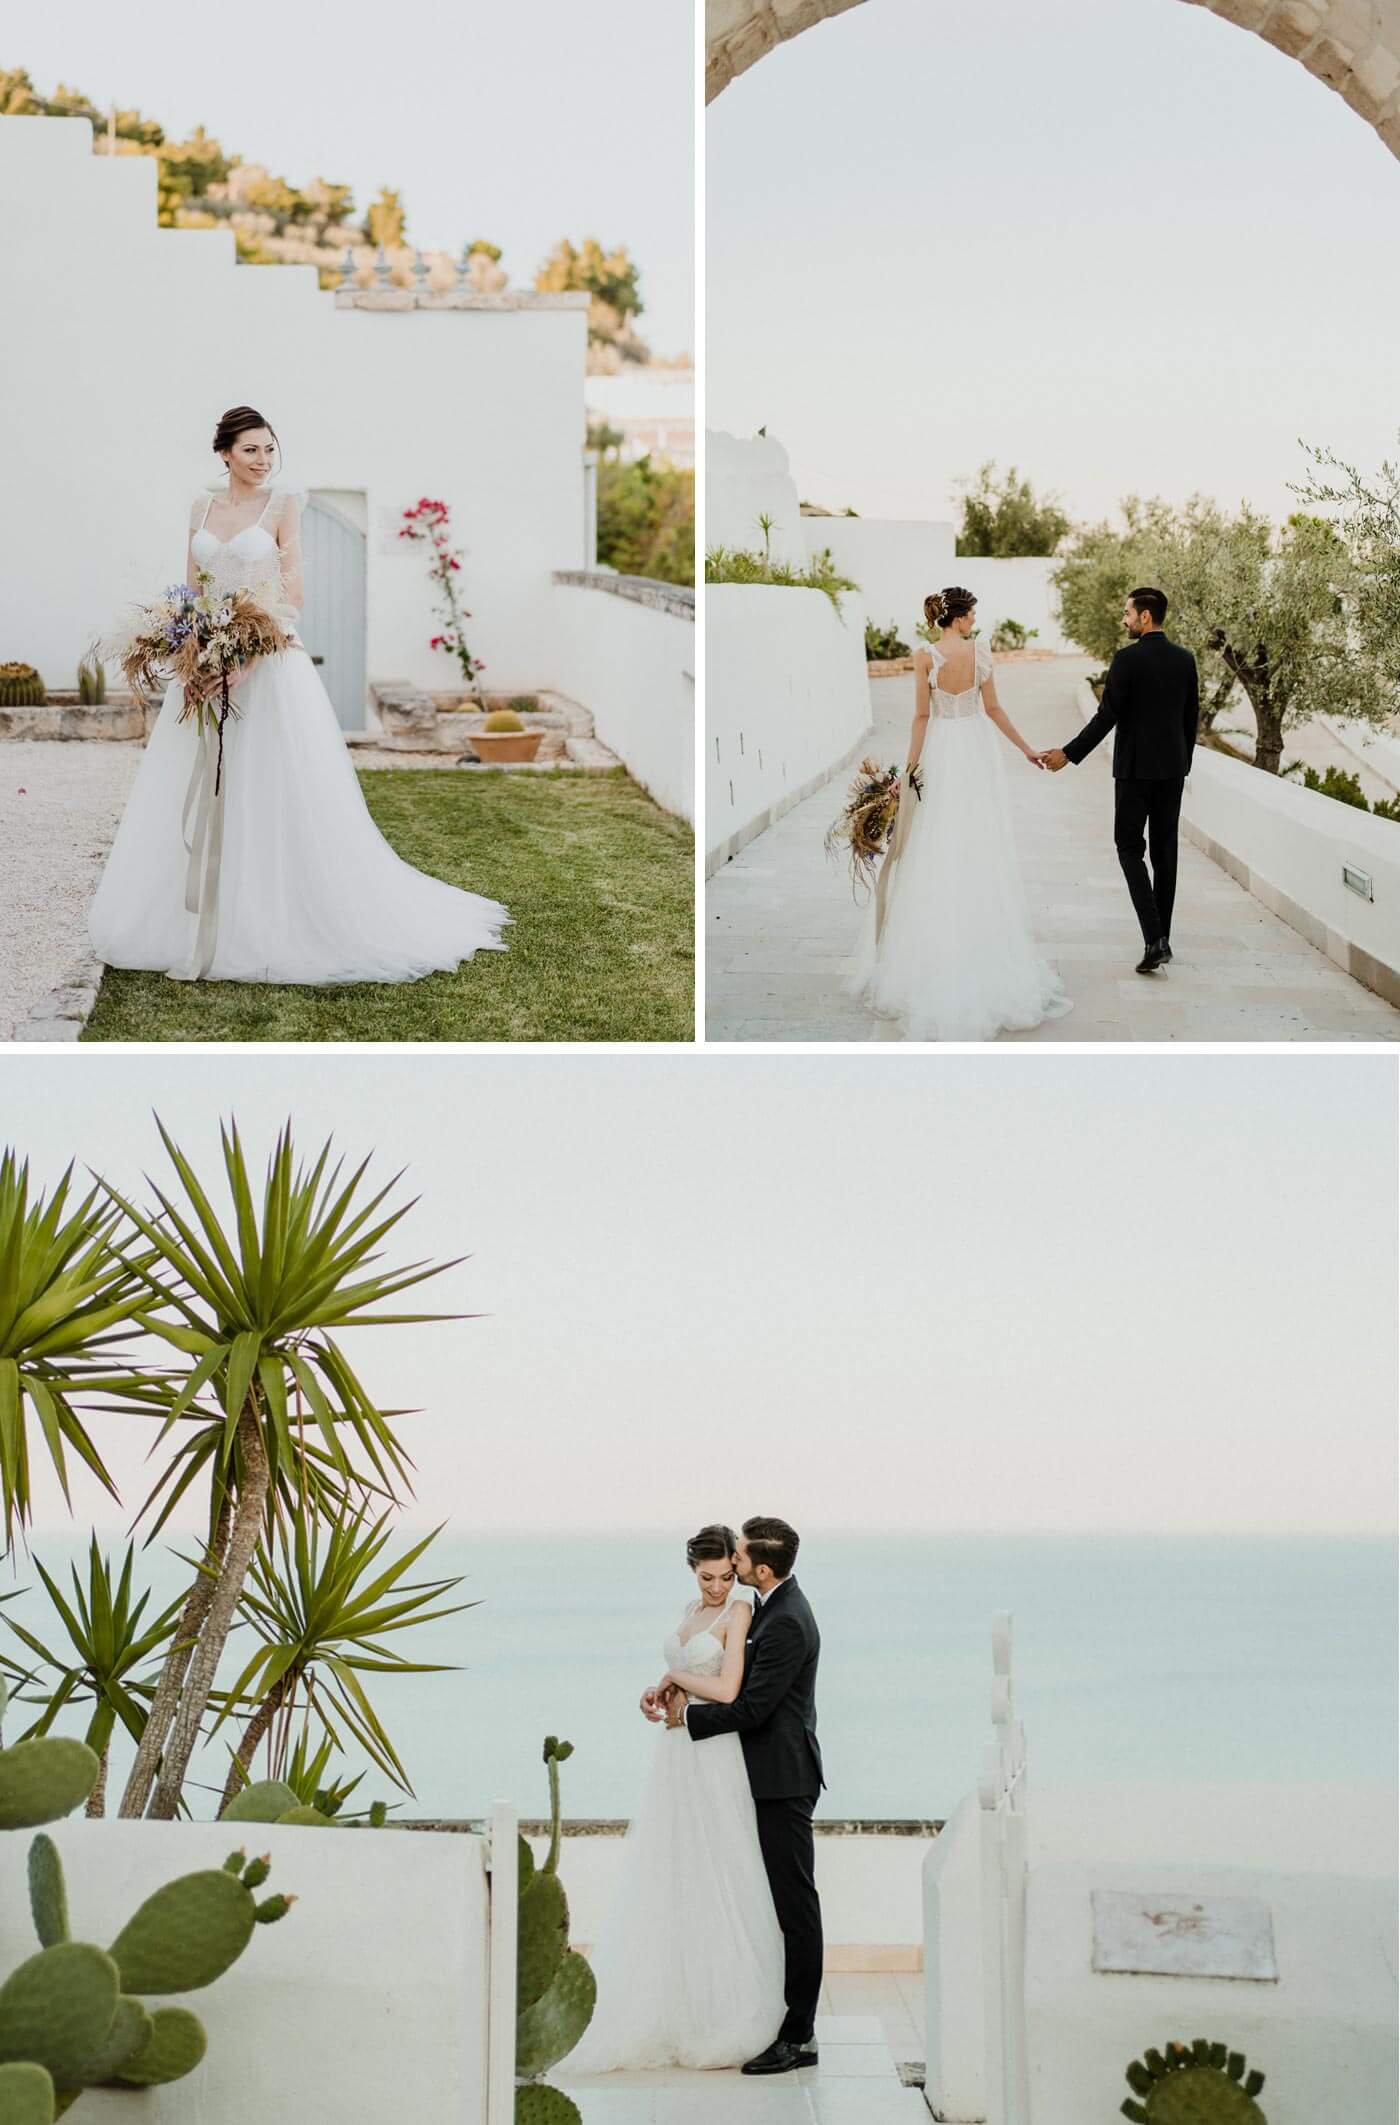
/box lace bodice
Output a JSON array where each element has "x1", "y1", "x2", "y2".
[
  {"x1": 189, "y1": 489, "x2": 304, "y2": 626},
  {"x1": 928, "y1": 639, "x2": 991, "y2": 719},
  {"x1": 664, "y1": 1602, "x2": 737, "y2": 1676}
]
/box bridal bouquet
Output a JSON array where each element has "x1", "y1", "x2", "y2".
[
  {"x1": 112, "y1": 572, "x2": 291, "y2": 791},
  {"x1": 825, "y1": 757, "x2": 922, "y2": 893}
]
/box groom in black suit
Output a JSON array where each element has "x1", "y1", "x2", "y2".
[
  {"x1": 682, "y1": 1516, "x2": 824, "y2": 2076},
  {"x1": 1040, "y1": 587, "x2": 1200, "y2": 974}
]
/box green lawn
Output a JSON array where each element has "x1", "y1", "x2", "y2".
[{"x1": 83, "y1": 768, "x2": 694, "y2": 1042}]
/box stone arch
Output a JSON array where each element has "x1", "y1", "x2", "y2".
[{"x1": 705, "y1": 0, "x2": 1400, "y2": 154}]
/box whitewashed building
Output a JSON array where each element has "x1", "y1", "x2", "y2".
[{"x1": 0, "y1": 117, "x2": 693, "y2": 819}]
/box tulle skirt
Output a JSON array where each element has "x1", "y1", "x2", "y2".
[
  {"x1": 89, "y1": 650, "x2": 510, "y2": 985},
  {"x1": 565, "y1": 1726, "x2": 785, "y2": 2073},
  {"x1": 848, "y1": 712, "x2": 1071, "y2": 1041}
]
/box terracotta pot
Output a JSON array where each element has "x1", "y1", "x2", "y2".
[{"x1": 468, "y1": 729, "x2": 545, "y2": 764}]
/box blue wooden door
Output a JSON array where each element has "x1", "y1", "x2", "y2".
[{"x1": 301, "y1": 494, "x2": 367, "y2": 731}]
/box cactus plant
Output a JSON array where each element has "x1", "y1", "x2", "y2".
[
  {"x1": 515, "y1": 2085, "x2": 582, "y2": 2125},
  {"x1": 0, "y1": 663, "x2": 45, "y2": 708},
  {"x1": 220, "y1": 1778, "x2": 301, "y2": 1823},
  {"x1": 515, "y1": 1737, "x2": 594, "y2": 2117},
  {"x1": 1121, "y1": 2039, "x2": 1268, "y2": 2123},
  {"x1": 76, "y1": 659, "x2": 106, "y2": 707},
  {"x1": 482, "y1": 708, "x2": 526, "y2": 733},
  {"x1": 0, "y1": 2061, "x2": 56, "y2": 2123},
  {"x1": 0, "y1": 1741, "x2": 293, "y2": 2112}
]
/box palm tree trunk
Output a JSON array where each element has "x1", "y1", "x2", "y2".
[
  {"x1": 219, "y1": 1672, "x2": 290, "y2": 1814},
  {"x1": 85, "y1": 1744, "x2": 108, "y2": 1818},
  {"x1": 149, "y1": 1408, "x2": 269, "y2": 1820},
  {"x1": 118, "y1": 1492, "x2": 232, "y2": 1819}
]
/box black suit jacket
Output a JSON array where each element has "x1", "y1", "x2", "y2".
[
  {"x1": 1064, "y1": 631, "x2": 1199, "y2": 780},
  {"x1": 686, "y1": 1577, "x2": 824, "y2": 1800}
]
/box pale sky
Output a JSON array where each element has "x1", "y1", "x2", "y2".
[
  {"x1": 707, "y1": 0, "x2": 1400, "y2": 523},
  {"x1": 12, "y1": 1051, "x2": 1396, "y2": 1541},
  {"x1": 9, "y1": 0, "x2": 693, "y2": 356}
]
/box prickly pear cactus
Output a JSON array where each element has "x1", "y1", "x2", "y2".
[
  {"x1": 0, "y1": 1943, "x2": 120, "y2": 2085},
  {"x1": 1122, "y1": 2040, "x2": 1268, "y2": 2124},
  {"x1": 0, "y1": 1740, "x2": 101, "y2": 1831},
  {"x1": 0, "y1": 2060, "x2": 57, "y2": 2123},
  {"x1": 514, "y1": 2085, "x2": 582, "y2": 2125},
  {"x1": 28, "y1": 1836, "x2": 70, "y2": 1949},
  {"x1": 516, "y1": 1949, "x2": 597, "y2": 2079},
  {"x1": 111, "y1": 2007, "x2": 207, "y2": 2088},
  {"x1": 108, "y1": 1854, "x2": 292, "y2": 1994},
  {"x1": 220, "y1": 1778, "x2": 301, "y2": 1823},
  {"x1": 515, "y1": 1737, "x2": 595, "y2": 2111}
]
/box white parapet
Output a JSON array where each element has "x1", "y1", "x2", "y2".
[
  {"x1": 706, "y1": 583, "x2": 871, "y2": 871},
  {"x1": 0, "y1": 1819, "x2": 492, "y2": 2122},
  {"x1": 550, "y1": 573, "x2": 695, "y2": 821}
]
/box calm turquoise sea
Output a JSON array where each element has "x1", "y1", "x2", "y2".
[{"x1": 11, "y1": 1533, "x2": 1397, "y2": 1822}]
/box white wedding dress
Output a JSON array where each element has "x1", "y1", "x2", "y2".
[
  {"x1": 88, "y1": 489, "x2": 510, "y2": 984},
  {"x1": 565, "y1": 1602, "x2": 785, "y2": 2074},
  {"x1": 849, "y1": 640, "x2": 1071, "y2": 1039}
]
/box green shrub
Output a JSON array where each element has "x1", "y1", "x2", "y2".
[
  {"x1": 705, "y1": 545, "x2": 857, "y2": 613},
  {"x1": 990, "y1": 619, "x2": 1039, "y2": 653},
  {"x1": 507, "y1": 695, "x2": 539, "y2": 715},
  {"x1": 864, "y1": 620, "x2": 910, "y2": 660}
]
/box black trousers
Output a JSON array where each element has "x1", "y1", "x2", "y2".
[
  {"x1": 754, "y1": 1794, "x2": 823, "y2": 2044},
  {"x1": 1114, "y1": 775, "x2": 1184, "y2": 946}
]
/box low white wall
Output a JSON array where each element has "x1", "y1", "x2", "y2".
[
  {"x1": 924, "y1": 1781, "x2": 1399, "y2": 2125},
  {"x1": 706, "y1": 583, "x2": 871, "y2": 871},
  {"x1": 1026, "y1": 1860, "x2": 1396, "y2": 2125},
  {"x1": 797, "y1": 518, "x2": 957, "y2": 644},
  {"x1": 534, "y1": 1830, "x2": 931, "y2": 1965},
  {"x1": 549, "y1": 575, "x2": 695, "y2": 821},
  {"x1": 0, "y1": 1820, "x2": 491, "y2": 2122},
  {"x1": 956, "y1": 556, "x2": 1070, "y2": 653},
  {"x1": 1076, "y1": 680, "x2": 1400, "y2": 1005}
]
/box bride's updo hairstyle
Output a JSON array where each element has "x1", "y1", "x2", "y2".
[
  {"x1": 686, "y1": 1524, "x2": 737, "y2": 1568},
  {"x1": 924, "y1": 586, "x2": 977, "y2": 631},
  {"x1": 213, "y1": 405, "x2": 281, "y2": 466}
]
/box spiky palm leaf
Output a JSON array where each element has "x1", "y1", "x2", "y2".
[
  {"x1": 0, "y1": 1150, "x2": 171, "y2": 1548},
  {"x1": 214, "y1": 1505, "x2": 471, "y2": 1795},
  {"x1": 107, "y1": 1117, "x2": 465, "y2": 1820},
  {"x1": 0, "y1": 1536, "x2": 183, "y2": 1757}
]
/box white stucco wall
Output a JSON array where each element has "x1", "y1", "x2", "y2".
[
  {"x1": 797, "y1": 525, "x2": 1070, "y2": 653},
  {"x1": 706, "y1": 584, "x2": 870, "y2": 870},
  {"x1": 706, "y1": 430, "x2": 806, "y2": 563},
  {"x1": 0, "y1": 1820, "x2": 491, "y2": 2122},
  {"x1": 549, "y1": 577, "x2": 695, "y2": 821},
  {"x1": 0, "y1": 119, "x2": 587, "y2": 705},
  {"x1": 1075, "y1": 683, "x2": 1400, "y2": 1003},
  {"x1": 924, "y1": 1780, "x2": 1399, "y2": 2125}
]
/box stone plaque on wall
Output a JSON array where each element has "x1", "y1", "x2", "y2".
[{"x1": 1091, "y1": 1890, "x2": 1278, "y2": 1981}]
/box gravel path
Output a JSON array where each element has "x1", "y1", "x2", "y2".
[{"x1": 0, "y1": 742, "x2": 140, "y2": 1039}]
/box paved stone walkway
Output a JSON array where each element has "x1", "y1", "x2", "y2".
[
  {"x1": 561, "y1": 1998, "x2": 927, "y2": 2124},
  {"x1": 706, "y1": 661, "x2": 1400, "y2": 1043},
  {"x1": 0, "y1": 741, "x2": 139, "y2": 1040}
]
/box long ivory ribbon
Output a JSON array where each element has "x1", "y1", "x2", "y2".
[
  {"x1": 175, "y1": 711, "x2": 226, "y2": 981},
  {"x1": 874, "y1": 768, "x2": 918, "y2": 944}
]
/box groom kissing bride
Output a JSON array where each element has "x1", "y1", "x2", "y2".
[{"x1": 566, "y1": 1516, "x2": 825, "y2": 2078}]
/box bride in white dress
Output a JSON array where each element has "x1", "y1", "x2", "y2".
[
  {"x1": 850, "y1": 586, "x2": 1070, "y2": 1041},
  {"x1": 565, "y1": 1526, "x2": 785, "y2": 2075},
  {"x1": 89, "y1": 405, "x2": 510, "y2": 985}
]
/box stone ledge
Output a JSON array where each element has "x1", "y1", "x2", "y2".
[
  {"x1": 13, "y1": 950, "x2": 105, "y2": 1042},
  {"x1": 0, "y1": 700, "x2": 156, "y2": 742},
  {"x1": 553, "y1": 569, "x2": 695, "y2": 620},
  {"x1": 334, "y1": 288, "x2": 590, "y2": 312},
  {"x1": 368, "y1": 681, "x2": 623, "y2": 770}
]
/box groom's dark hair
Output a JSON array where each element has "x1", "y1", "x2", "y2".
[
  {"x1": 1128, "y1": 586, "x2": 1168, "y2": 625},
  {"x1": 743, "y1": 1516, "x2": 799, "y2": 1579}
]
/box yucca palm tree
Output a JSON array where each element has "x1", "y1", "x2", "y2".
[
  {"x1": 0, "y1": 1151, "x2": 169, "y2": 1548},
  {"x1": 107, "y1": 1118, "x2": 462, "y2": 1820},
  {"x1": 214, "y1": 1506, "x2": 470, "y2": 1810},
  {"x1": 0, "y1": 1536, "x2": 183, "y2": 1813}
]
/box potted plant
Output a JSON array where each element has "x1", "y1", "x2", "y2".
[{"x1": 469, "y1": 706, "x2": 544, "y2": 765}]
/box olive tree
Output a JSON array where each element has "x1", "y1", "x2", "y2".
[
  {"x1": 1294, "y1": 437, "x2": 1400, "y2": 689},
  {"x1": 954, "y1": 462, "x2": 1070, "y2": 557}
]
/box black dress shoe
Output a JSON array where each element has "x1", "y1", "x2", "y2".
[
  {"x1": 741, "y1": 2039, "x2": 819, "y2": 2075},
  {"x1": 1135, "y1": 938, "x2": 1170, "y2": 974}
]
